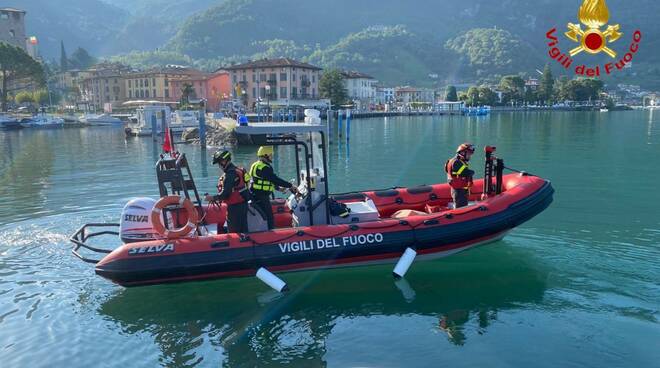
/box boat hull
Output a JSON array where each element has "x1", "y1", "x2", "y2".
[
  {"x1": 0, "y1": 121, "x2": 22, "y2": 130},
  {"x1": 95, "y1": 174, "x2": 554, "y2": 287}
]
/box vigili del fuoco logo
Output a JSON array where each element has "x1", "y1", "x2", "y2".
[{"x1": 545, "y1": 0, "x2": 642, "y2": 77}]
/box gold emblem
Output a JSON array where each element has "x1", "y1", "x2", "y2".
[{"x1": 565, "y1": 0, "x2": 622, "y2": 57}]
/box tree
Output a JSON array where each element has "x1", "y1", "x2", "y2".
[
  {"x1": 605, "y1": 97, "x2": 615, "y2": 110},
  {"x1": 0, "y1": 43, "x2": 45, "y2": 111},
  {"x1": 68, "y1": 47, "x2": 96, "y2": 70},
  {"x1": 539, "y1": 63, "x2": 554, "y2": 104},
  {"x1": 554, "y1": 76, "x2": 571, "y2": 102},
  {"x1": 499, "y1": 75, "x2": 525, "y2": 105},
  {"x1": 445, "y1": 85, "x2": 458, "y2": 102},
  {"x1": 60, "y1": 41, "x2": 68, "y2": 72},
  {"x1": 524, "y1": 88, "x2": 537, "y2": 105},
  {"x1": 180, "y1": 83, "x2": 195, "y2": 105},
  {"x1": 578, "y1": 78, "x2": 604, "y2": 101},
  {"x1": 465, "y1": 86, "x2": 480, "y2": 106},
  {"x1": 458, "y1": 91, "x2": 468, "y2": 102},
  {"x1": 319, "y1": 69, "x2": 348, "y2": 107},
  {"x1": 33, "y1": 89, "x2": 50, "y2": 106},
  {"x1": 553, "y1": 77, "x2": 603, "y2": 103},
  {"x1": 15, "y1": 90, "x2": 34, "y2": 104},
  {"x1": 478, "y1": 86, "x2": 497, "y2": 106}
]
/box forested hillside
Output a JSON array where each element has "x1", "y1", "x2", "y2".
[{"x1": 11, "y1": 0, "x2": 660, "y2": 87}]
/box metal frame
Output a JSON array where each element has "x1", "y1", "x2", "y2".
[
  {"x1": 155, "y1": 153, "x2": 204, "y2": 233},
  {"x1": 264, "y1": 131, "x2": 330, "y2": 226},
  {"x1": 70, "y1": 223, "x2": 119, "y2": 264},
  {"x1": 483, "y1": 148, "x2": 505, "y2": 196}
]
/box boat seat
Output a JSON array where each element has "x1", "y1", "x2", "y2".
[
  {"x1": 247, "y1": 202, "x2": 269, "y2": 233},
  {"x1": 330, "y1": 199, "x2": 380, "y2": 224}
]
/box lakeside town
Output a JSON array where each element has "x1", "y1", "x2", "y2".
[{"x1": 1, "y1": 5, "x2": 660, "y2": 131}]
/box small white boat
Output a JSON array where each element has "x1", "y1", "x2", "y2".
[
  {"x1": 599, "y1": 108, "x2": 609, "y2": 112},
  {"x1": 20, "y1": 114, "x2": 64, "y2": 128},
  {"x1": 81, "y1": 113, "x2": 123, "y2": 125},
  {"x1": 170, "y1": 110, "x2": 200, "y2": 133},
  {"x1": 125, "y1": 105, "x2": 172, "y2": 136}
]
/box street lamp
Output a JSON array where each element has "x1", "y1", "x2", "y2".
[{"x1": 265, "y1": 84, "x2": 271, "y2": 122}]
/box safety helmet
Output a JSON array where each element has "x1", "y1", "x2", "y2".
[
  {"x1": 212, "y1": 150, "x2": 232, "y2": 165},
  {"x1": 456, "y1": 143, "x2": 476, "y2": 154},
  {"x1": 257, "y1": 146, "x2": 274, "y2": 157}
]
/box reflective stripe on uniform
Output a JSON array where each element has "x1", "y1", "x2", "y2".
[
  {"x1": 454, "y1": 163, "x2": 468, "y2": 175},
  {"x1": 249, "y1": 161, "x2": 275, "y2": 192}
]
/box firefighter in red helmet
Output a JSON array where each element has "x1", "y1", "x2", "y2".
[
  {"x1": 445, "y1": 143, "x2": 476, "y2": 208},
  {"x1": 205, "y1": 150, "x2": 249, "y2": 233}
]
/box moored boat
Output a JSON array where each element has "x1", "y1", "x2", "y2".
[
  {"x1": 170, "y1": 110, "x2": 201, "y2": 134},
  {"x1": 124, "y1": 103, "x2": 172, "y2": 136},
  {"x1": 0, "y1": 114, "x2": 22, "y2": 130},
  {"x1": 20, "y1": 114, "x2": 64, "y2": 128},
  {"x1": 81, "y1": 113, "x2": 123, "y2": 125}
]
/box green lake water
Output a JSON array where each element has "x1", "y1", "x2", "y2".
[{"x1": 0, "y1": 111, "x2": 658, "y2": 367}]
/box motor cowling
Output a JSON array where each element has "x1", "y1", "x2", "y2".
[{"x1": 119, "y1": 197, "x2": 164, "y2": 243}]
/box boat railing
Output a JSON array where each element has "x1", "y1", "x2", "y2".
[{"x1": 70, "y1": 223, "x2": 120, "y2": 264}]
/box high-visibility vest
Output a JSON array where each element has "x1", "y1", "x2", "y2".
[
  {"x1": 445, "y1": 157, "x2": 472, "y2": 190},
  {"x1": 249, "y1": 161, "x2": 275, "y2": 192},
  {"x1": 218, "y1": 167, "x2": 248, "y2": 205}
]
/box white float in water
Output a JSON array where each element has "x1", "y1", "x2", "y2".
[
  {"x1": 256, "y1": 267, "x2": 288, "y2": 292},
  {"x1": 393, "y1": 247, "x2": 417, "y2": 278}
]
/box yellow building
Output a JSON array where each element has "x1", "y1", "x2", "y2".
[
  {"x1": 80, "y1": 63, "x2": 131, "y2": 111},
  {"x1": 124, "y1": 66, "x2": 208, "y2": 102},
  {"x1": 57, "y1": 69, "x2": 93, "y2": 91}
]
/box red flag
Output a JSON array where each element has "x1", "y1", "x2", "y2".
[{"x1": 163, "y1": 127, "x2": 172, "y2": 153}]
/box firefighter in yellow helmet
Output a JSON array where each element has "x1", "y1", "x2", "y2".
[
  {"x1": 445, "y1": 143, "x2": 476, "y2": 208},
  {"x1": 249, "y1": 146, "x2": 298, "y2": 229}
]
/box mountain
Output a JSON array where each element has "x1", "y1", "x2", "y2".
[
  {"x1": 100, "y1": 0, "x2": 221, "y2": 54},
  {"x1": 306, "y1": 26, "x2": 448, "y2": 86},
  {"x1": 161, "y1": 0, "x2": 660, "y2": 86},
  {"x1": 445, "y1": 28, "x2": 542, "y2": 79},
  {"x1": 7, "y1": 0, "x2": 221, "y2": 58},
  {"x1": 9, "y1": 0, "x2": 660, "y2": 87},
  {"x1": 101, "y1": 0, "x2": 220, "y2": 15},
  {"x1": 3, "y1": 0, "x2": 127, "y2": 58}
]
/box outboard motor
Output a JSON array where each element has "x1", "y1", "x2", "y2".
[{"x1": 119, "y1": 197, "x2": 163, "y2": 243}]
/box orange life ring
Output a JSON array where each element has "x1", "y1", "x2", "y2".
[{"x1": 151, "y1": 196, "x2": 199, "y2": 239}]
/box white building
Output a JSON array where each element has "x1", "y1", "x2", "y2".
[
  {"x1": 341, "y1": 71, "x2": 377, "y2": 109},
  {"x1": 525, "y1": 78, "x2": 539, "y2": 91},
  {"x1": 395, "y1": 87, "x2": 435, "y2": 107}
]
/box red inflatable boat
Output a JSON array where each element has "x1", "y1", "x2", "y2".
[{"x1": 71, "y1": 123, "x2": 553, "y2": 288}]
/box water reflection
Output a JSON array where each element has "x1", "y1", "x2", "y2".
[
  {"x1": 97, "y1": 245, "x2": 546, "y2": 366},
  {"x1": 199, "y1": 149, "x2": 209, "y2": 178}
]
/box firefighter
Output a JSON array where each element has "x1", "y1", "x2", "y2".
[
  {"x1": 249, "y1": 146, "x2": 298, "y2": 229},
  {"x1": 445, "y1": 143, "x2": 476, "y2": 208},
  {"x1": 205, "y1": 150, "x2": 249, "y2": 233}
]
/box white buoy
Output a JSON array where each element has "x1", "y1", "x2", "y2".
[
  {"x1": 256, "y1": 267, "x2": 288, "y2": 292},
  {"x1": 394, "y1": 277, "x2": 416, "y2": 302},
  {"x1": 393, "y1": 247, "x2": 417, "y2": 279}
]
